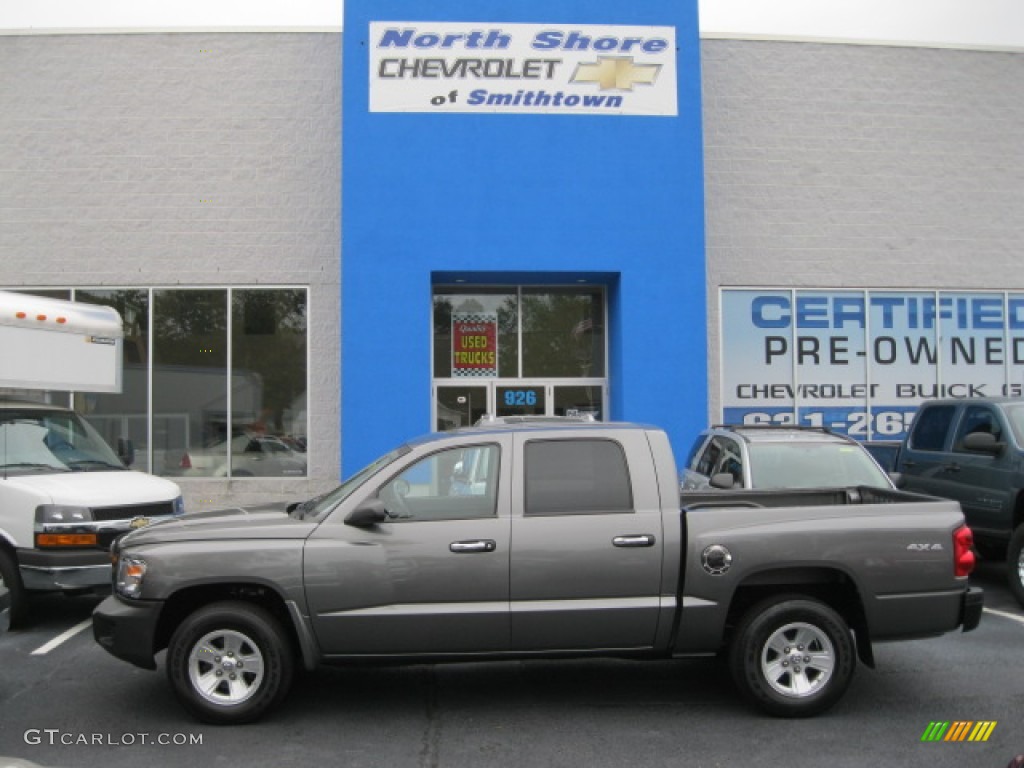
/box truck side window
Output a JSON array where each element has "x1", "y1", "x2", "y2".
[
  {"x1": 524, "y1": 438, "x2": 633, "y2": 516},
  {"x1": 953, "y1": 405, "x2": 1003, "y2": 452},
  {"x1": 908, "y1": 405, "x2": 956, "y2": 452},
  {"x1": 378, "y1": 444, "x2": 499, "y2": 521}
]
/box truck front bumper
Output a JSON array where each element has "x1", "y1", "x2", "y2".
[
  {"x1": 961, "y1": 586, "x2": 984, "y2": 632},
  {"x1": 92, "y1": 595, "x2": 163, "y2": 670},
  {"x1": 19, "y1": 548, "x2": 112, "y2": 591}
]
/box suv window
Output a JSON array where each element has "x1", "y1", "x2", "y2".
[
  {"x1": 694, "y1": 436, "x2": 744, "y2": 485},
  {"x1": 953, "y1": 405, "x2": 1003, "y2": 452},
  {"x1": 525, "y1": 438, "x2": 632, "y2": 516},
  {"x1": 378, "y1": 444, "x2": 499, "y2": 521},
  {"x1": 909, "y1": 405, "x2": 956, "y2": 452}
]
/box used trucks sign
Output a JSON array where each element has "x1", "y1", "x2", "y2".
[{"x1": 369, "y1": 22, "x2": 678, "y2": 116}]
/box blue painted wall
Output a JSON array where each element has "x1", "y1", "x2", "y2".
[{"x1": 342, "y1": 0, "x2": 707, "y2": 474}]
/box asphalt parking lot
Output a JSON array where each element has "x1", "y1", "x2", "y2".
[{"x1": 0, "y1": 560, "x2": 1021, "y2": 768}]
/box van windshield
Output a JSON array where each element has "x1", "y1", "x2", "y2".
[{"x1": 0, "y1": 409, "x2": 126, "y2": 475}]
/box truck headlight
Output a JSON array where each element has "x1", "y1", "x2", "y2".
[{"x1": 116, "y1": 555, "x2": 148, "y2": 599}]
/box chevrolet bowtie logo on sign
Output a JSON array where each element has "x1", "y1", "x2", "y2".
[
  {"x1": 572, "y1": 57, "x2": 661, "y2": 91},
  {"x1": 920, "y1": 721, "x2": 997, "y2": 742},
  {"x1": 370, "y1": 22, "x2": 678, "y2": 116}
]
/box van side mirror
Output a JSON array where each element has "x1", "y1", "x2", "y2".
[
  {"x1": 345, "y1": 499, "x2": 389, "y2": 527},
  {"x1": 963, "y1": 431, "x2": 1003, "y2": 455},
  {"x1": 710, "y1": 472, "x2": 736, "y2": 490},
  {"x1": 117, "y1": 438, "x2": 135, "y2": 467}
]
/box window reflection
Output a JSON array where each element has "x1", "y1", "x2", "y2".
[
  {"x1": 153, "y1": 289, "x2": 228, "y2": 477},
  {"x1": 231, "y1": 289, "x2": 307, "y2": 476}
]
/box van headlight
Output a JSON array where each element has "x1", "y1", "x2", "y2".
[
  {"x1": 115, "y1": 555, "x2": 148, "y2": 599},
  {"x1": 36, "y1": 504, "x2": 94, "y2": 524},
  {"x1": 172, "y1": 495, "x2": 186, "y2": 516}
]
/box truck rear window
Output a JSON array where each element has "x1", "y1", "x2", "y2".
[{"x1": 524, "y1": 438, "x2": 633, "y2": 515}]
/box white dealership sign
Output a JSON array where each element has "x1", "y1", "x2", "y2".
[{"x1": 369, "y1": 22, "x2": 678, "y2": 116}]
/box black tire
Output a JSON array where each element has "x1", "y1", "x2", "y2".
[
  {"x1": 0, "y1": 548, "x2": 28, "y2": 628},
  {"x1": 729, "y1": 596, "x2": 856, "y2": 718},
  {"x1": 166, "y1": 601, "x2": 294, "y2": 725},
  {"x1": 1006, "y1": 526, "x2": 1024, "y2": 609}
]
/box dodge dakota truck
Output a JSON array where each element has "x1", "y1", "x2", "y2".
[{"x1": 93, "y1": 419, "x2": 983, "y2": 724}]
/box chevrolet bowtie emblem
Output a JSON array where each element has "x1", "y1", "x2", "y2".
[{"x1": 571, "y1": 56, "x2": 661, "y2": 91}]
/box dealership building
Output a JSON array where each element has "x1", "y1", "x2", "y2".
[{"x1": 1, "y1": 0, "x2": 1021, "y2": 509}]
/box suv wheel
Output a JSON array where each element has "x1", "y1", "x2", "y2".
[
  {"x1": 166, "y1": 601, "x2": 294, "y2": 724},
  {"x1": 1007, "y1": 526, "x2": 1024, "y2": 608}
]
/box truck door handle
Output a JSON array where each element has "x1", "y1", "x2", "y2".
[
  {"x1": 613, "y1": 535, "x2": 656, "y2": 548},
  {"x1": 450, "y1": 539, "x2": 497, "y2": 553},
  {"x1": 944, "y1": 463, "x2": 961, "y2": 473}
]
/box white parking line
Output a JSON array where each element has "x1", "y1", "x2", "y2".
[
  {"x1": 31, "y1": 618, "x2": 92, "y2": 655},
  {"x1": 983, "y1": 607, "x2": 1024, "y2": 626}
]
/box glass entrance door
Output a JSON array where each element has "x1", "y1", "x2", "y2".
[{"x1": 434, "y1": 382, "x2": 606, "y2": 429}]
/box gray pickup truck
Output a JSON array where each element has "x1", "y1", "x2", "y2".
[
  {"x1": 895, "y1": 397, "x2": 1024, "y2": 606},
  {"x1": 93, "y1": 420, "x2": 983, "y2": 725}
]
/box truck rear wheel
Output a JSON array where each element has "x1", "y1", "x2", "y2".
[
  {"x1": 729, "y1": 596, "x2": 855, "y2": 717},
  {"x1": 1007, "y1": 526, "x2": 1024, "y2": 608},
  {"x1": 166, "y1": 601, "x2": 294, "y2": 724},
  {"x1": 0, "y1": 549, "x2": 28, "y2": 628}
]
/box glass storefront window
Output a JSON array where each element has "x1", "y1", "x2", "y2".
[
  {"x1": 521, "y1": 288, "x2": 605, "y2": 378},
  {"x1": 433, "y1": 288, "x2": 518, "y2": 378},
  {"x1": 231, "y1": 289, "x2": 308, "y2": 477},
  {"x1": 153, "y1": 289, "x2": 228, "y2": 477}
]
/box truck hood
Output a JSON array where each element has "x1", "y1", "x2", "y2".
[
  {"x1": 119, "y1": 504, "x2": 318, "y2": 546},
  {"x1": 3, "y1": 470, "x2": 181, "y2": 506}
]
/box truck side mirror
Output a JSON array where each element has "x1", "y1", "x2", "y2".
[
  {"x1": 345, "y1": 500, "x2": 389, "y2": 527},
  {"x1": 963, "y1": 431, "x2": 1003, "y2": 455},
  {"x1": 117, "y1": 438, "x2": 135, "y2": 467},
  {"x1": 710, "y1": 472, "x2": 735, "y2": 490}
]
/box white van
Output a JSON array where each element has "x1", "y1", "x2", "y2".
[{"x1": 0, "y1": 292, "x2": 183, "y2": 626}]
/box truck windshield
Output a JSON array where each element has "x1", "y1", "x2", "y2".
[
  {"x1": 290, "y1": 445, "x2": 410, "y2": 520},
  {"x1": 0, "y1": 409, "x2": 126, "y2": 475},
  {"x1": 1005, "y1": 403, "x2": 1024, "y2": 447},
  {"x1": 747, "y1": 442, "x2": 892, "y2": 490}
]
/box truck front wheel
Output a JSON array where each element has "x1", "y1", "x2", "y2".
[
  {"x1": 1006, "y1": 526, "x2": 1024, "y2": 608},
  {"x1": 166, "y1": 601, "x2": 294, "y2": 725},
  {"x1": 729, "y1": 596, "x2": 855, "y2": 717}
]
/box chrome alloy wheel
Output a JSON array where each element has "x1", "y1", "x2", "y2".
[
  {"x1": 760, "y1": 621, "x2": 836, "y2": 698},
  {"x1": 188, "y1": 629, "x2": 266, "y2": 707}
]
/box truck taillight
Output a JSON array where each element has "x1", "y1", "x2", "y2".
[
  {"x1": 953, "y1": 526, "x2": 975, "y2": 577},
  {"x1": 179, "y1": 452, "x2": 192, "y2": 469}
]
